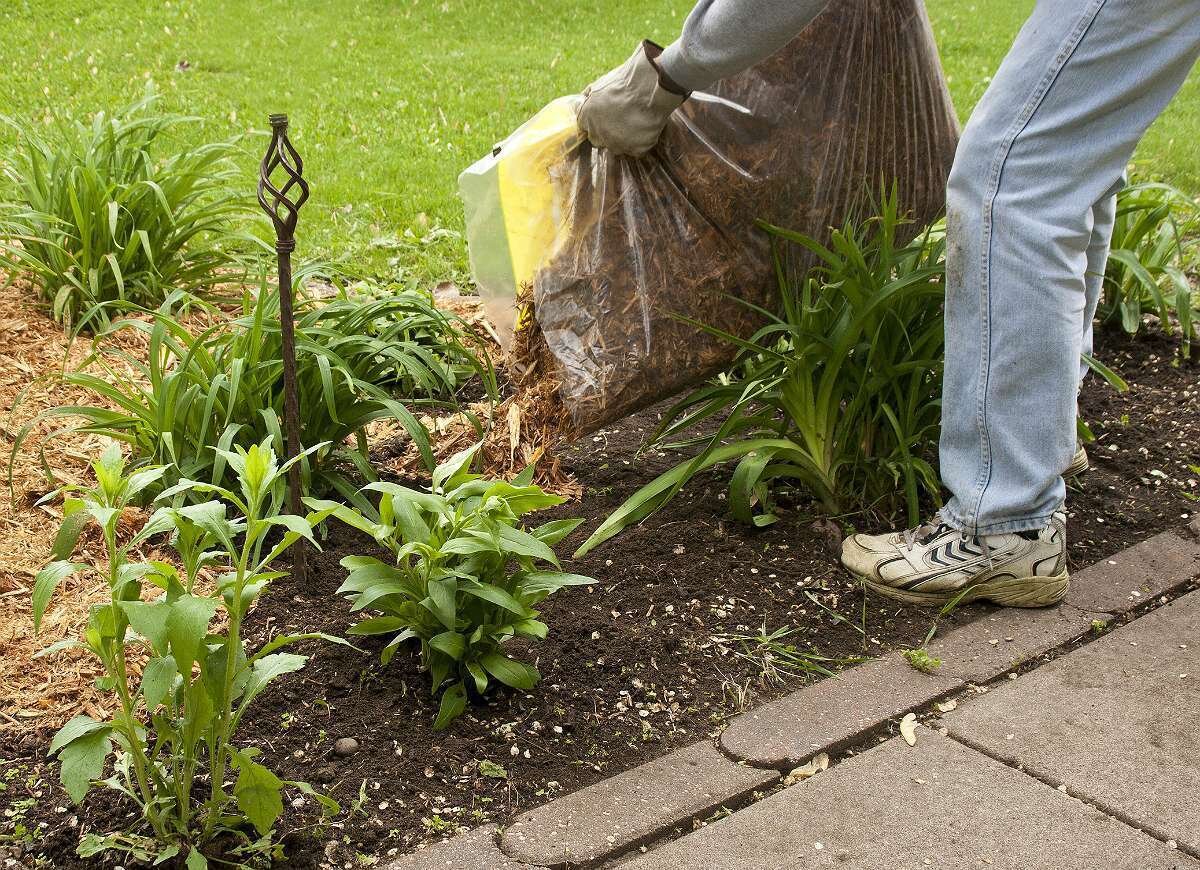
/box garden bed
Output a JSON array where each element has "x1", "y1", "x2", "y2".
[{"x1": 1, "y1": 323, "x2": 1196, "y2": 869}]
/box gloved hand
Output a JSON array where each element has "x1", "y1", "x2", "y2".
[{"x1": 577, "y1": 40, "x2": 688, "y2": 158}]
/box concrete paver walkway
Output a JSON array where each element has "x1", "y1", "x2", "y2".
[
  {"x1": 949, "y1": 591, "x2": 1200, "y2": 854},
  {"x1": 621, "y1": 590, "x2": 1200, "y2": 870},
  {"x1": 619, "y1": 729, "x2": 1196, "y2": 870},
  {"x1": 385, "y1": 527, "x2": 1200, "y2": 870}
]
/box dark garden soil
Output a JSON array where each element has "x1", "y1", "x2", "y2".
[{"x1": 2, "y1": 325, "x2": 1197, "y2": 870}]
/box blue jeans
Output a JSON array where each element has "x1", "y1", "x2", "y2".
[{"x1": 939, "y1": 0, "x2": 1200, "y2": 535}]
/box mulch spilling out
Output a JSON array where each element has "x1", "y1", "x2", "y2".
[{"x1": 1, "y1": 325, "x2": 1196, "y2": 869}]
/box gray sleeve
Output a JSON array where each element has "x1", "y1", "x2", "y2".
[{"x1": 657, "y1": 0, "x2": 833, "y2": 93}]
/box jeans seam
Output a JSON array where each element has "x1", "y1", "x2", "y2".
[{"x1": 967, "y1": 0, "x2": 1110, "y2": 528}]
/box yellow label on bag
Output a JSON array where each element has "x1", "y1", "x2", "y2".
[{"x1": 460, "y1": 96, "x2": 583, "y2": 345}]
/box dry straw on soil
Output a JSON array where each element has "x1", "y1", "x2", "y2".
[{"x1": 0, "y1": 276, "x2": 127, "y2": 732}]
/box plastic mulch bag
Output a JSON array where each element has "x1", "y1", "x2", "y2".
[{"x1": 460, "y1": 0, "x2": 959, "y2": 439}]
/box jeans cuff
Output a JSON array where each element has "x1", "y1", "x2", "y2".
[{"x1": 940, "y1": 504, "x2": 1057, "y2": 537}]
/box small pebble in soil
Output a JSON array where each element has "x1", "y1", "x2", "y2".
[{"x1": 334, "y1": 737, "x2": 360, "y2": 757}]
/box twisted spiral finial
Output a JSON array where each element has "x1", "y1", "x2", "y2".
[{"x1": 258, "y1": 114, "x2": 310, "y2": 250}]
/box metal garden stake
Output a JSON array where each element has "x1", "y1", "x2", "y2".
[{"x1": 258, "y1": 113, "x2": 310, "y2": 582}]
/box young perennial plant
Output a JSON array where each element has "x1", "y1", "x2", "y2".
[
  {"x1": 578, "y1": 196, "x2": 947, "y2": 556},
  {"x1": 33, "y1": 441, "x2": 345, "y2": 867},
  {"x1": 307, "y1": 445, "x2": 593, "y2": 730},
  {"x1": 1100, "y1": 180, "x2": 1199, "y2": 357},
  {"x1": 12, "y1": 268, "x2": 493, "y2": 502},
  {"x1": 0, "y1": 85, "x2": 260, "y2": 331}
]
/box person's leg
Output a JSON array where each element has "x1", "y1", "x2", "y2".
[
  {"x1": 940, "y1": 0, "x2": 1200, "y2": 536},
  {"x1": 1064, "y1": 186, "x2": 1120, "y2": 477},
  {"x1": 1080, "y1": 185, "x2": 1121, "y2": 387},
  {"x1": 842, "y1": 0, "x2": 1199, "y2": 608}
]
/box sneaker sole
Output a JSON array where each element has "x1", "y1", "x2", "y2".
[{"x1": 858, "y1": 568, "x2": 1070, "y2": 609}]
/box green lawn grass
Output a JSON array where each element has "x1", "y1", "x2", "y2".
[{"x1": 2, "y1": 0, "x2": 1197, "y2": 284}]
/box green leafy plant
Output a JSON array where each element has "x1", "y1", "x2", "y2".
[
  {"x1": 307, "y1": 445, "x2": 593, "y2": 729},
  {"x1": 1099, "y1": 180, "x2": 1199, "y2": 357},
  {"x1": 577, "y1": 195, "x2": 946, "y2": 556},
  {"x1": 32, "y1": 441, "x2": 345, "y2": 866},
  {"x1": 0, "y1": 84, "x2": 261, "y2": 330},
  {"x1": 13, "y1": 268, "x2": 494, "y2": 502},
  {"x1": 325, "y1": 275, "x2": 496, "y2": 399}
]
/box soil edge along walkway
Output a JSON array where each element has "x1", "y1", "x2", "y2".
[{"x1": 383, "y1": 518, "x2": 1200, "y2": 869}]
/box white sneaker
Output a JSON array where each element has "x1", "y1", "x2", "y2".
[
  {"x1": 840, "y1": 511, "x2": 1069, "y2": 608},
  {"x1": 1066, "y1": 443, "x2": 1089, "y2": 478}
]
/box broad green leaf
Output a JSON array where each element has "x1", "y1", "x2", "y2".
[
  {"x1": 185, "y1": 849, "x2": 208, "y2": 870},
  {"x1": 176, "y1": 500, "x2": 236, "y2": 544},
  {"x1": 32, "y1": 561, "x2": 86, "y2": 631},
  {"x1": 305, "y1": 499, "x2": 383, "y2": 538},
  {"x1": 50, "y1": 506, "x2": 90, "y2": 561},
  {"x1": 513, "y1": 618, "x2": 549, "y2": 639},
  {"x1": 530, "y1": 518, "x2": 584, "y2": 546},
  {"x1": 388, "y1": 494, "x2": 432, "y2": 544},
  {"x1": 264, "y1": 514, "x2": 318, "y2": 547},
  {"x1": 429, "y1": 631, "x2": 466, "y2": 660},
  {"x1": 432, "y1": 445, "x2": 478, "y2": 491},
  {"x1": 119, "y1": 600, "x2": 171, "y2": 653},
  {"x1": 520, "y1": 572, "x2": 596, "y2": 598},
  {"x1": 480, "y1": 653, "x2": 539, "y2": 690},
  {"x1": 126, "y1": 466, "x2": 167, "y2": 498},
  {"x1": 57, "y1": 727, "x2": 112, "y2": 802},
  {"x1": 425, "y1": 577, "x2": 457, "y2": 629},
  {"x1": 465, "y1": 660, "x2": 489, "y2": 694},
  {"x1": 140, "y1": 656, "x2": 177, "y2": 711},
  {"x1": 347, "y1": 616, "x2": 408, "y2": 636},
  {"x1": 358, "y1": 484, "x2": 446, "y2": 515},
  {"x1": 440, "y1": 534, "x2": 497, "y2": 556},
  {"x1": 348, "y1": 581, "x2": 411, "y2": 612},
  {"x1": 429, "y1": 649, "x2": 453, "y2": 689},
  {"x1": 432, "y1": 682, "x2": 467, "y2": 731},
  {"x1": 495, "y1": 524, "x2": 559, "y2": 565},
  {"x1": 181, "y1": 680, "x2": 215, "y2": 751},
  {"x1": 233, "y1": 751, "x2": 284, "y2": 835},
  {"x1": 49, "y1": 715, "x2": 107, "y2": 755},
  {"x1": 460, "y1": 579, "x2": 528, "y2": 616},
  {"x1": 165, "y1": 594, "x2": 219, "y2": 671},
  {"x1": 240, "y1": 653, "x2": 307, "y2": 710}
]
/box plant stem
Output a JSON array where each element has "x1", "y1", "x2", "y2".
[
  {"x1": 106, "y1": 538, "x2": 168, "y2": 841},
  {"x1": 203, "y1": 515, "x2": 254, "y2": 839}
]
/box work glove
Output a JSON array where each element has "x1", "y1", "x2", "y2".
[{"x1": 577, "y1": 40, "x2": 688, "y2": 158}]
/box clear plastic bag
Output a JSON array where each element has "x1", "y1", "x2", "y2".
[{"x1": 460, "y1": 0, "x2": 959, "y2": 437}]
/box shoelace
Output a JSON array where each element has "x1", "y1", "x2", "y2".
[
  {"x1": 900, "y1": 514, "x2": 949, "y2": 550},
  {"x1": 901, "y1": 514, "x2": 996, "y2": 568}
]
